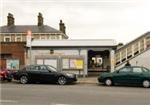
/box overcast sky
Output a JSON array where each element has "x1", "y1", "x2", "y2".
[{"x1": 1, "y1": 0, "x2": 150, "y2": 44}]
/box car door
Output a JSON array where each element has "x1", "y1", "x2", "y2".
[
  {"x1": 113, "y1": 67, "x2": 132, "y2": 84},
  {"x1": 39, "y1": 65, "x2": 56, "y2": 83},
  {"x1": 129, "y1": 67, "x2": 143, "y2": 84},
  {"x1": 26, "y1": 65, "x2": 41, "y2": 82}
]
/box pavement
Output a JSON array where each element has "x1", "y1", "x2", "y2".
[{"x1": 77, "y1": 76, "x2": 98, "y2": 84}]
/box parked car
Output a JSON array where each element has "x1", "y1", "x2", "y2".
[
  {"x1": 0, "y1": 68, "x2": 13, "y2": 82},
  {"x1": 98, "y1": 66, "x2": 150, "y2": 88},
  {"x1": 13, "y1": 65, "x2": 77, "y2": 85}
]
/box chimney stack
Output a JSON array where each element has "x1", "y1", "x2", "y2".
[
  {"x1": 7, "y1": 13, "x2": 15, "y2": 26},
  {"x1": 38, "y1": 12, "x2": 43, "y2": 26},
  {"x1": 59, "y1": 20, "x2": 66, "y2": 34}
]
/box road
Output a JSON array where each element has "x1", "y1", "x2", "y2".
[{"x1": 1, "y1": 82, "x2": 150, "y2": 105}]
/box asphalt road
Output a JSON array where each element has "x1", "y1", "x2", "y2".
[{"x1": 1, "y1": 82, "x2": 150, "y2": 105}]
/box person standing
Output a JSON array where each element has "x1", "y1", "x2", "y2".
[{"x1": 125, "y1": 61, "x2": 131, "y2": 66}]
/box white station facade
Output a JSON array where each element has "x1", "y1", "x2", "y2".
[{"x1": 26, "y1": 39, "x2": 117, "y2": 76}]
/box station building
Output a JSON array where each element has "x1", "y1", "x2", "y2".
[{"x1": 26, "y1": 39, "x2": 117, "y2": 76}]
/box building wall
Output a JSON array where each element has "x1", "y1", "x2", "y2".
[
  {"x1": 28, "y1": 49, "x2": 88, "y2": 75},
  {"x1": 0, "y1": 33, "x2": 67, "y2": 42},
  {"x1": 0, "y1": 42, "x2": 25, "y2": 68}
]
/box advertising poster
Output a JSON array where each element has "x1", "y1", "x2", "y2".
[
  {"x1": 70, "y1": 59, "x2": 83, "y2": 70},
  {"x1": 75, "y1": 60, "x2": 83, "y2": 69},
  {"x1": 6, "y1": 59, "x2": 19, "y2": 70}
]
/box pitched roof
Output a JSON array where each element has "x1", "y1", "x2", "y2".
[{"x1": 0, "y1": 25, "x2": 62, "y2": 33}]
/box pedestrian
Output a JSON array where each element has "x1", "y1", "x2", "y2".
[{"x1": 125, "y1": 61, "x2": 131, "y2": 66}]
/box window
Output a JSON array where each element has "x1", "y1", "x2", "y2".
[
  {"x1": 143, "y1": 67, "x2": 150, "y2": 72},
  {"x1": 40, "y1": 65, "x2": 49, "y2": 72},
  {"x1": 15, "y1": 36, "x2": 22, "y2": 42},
  {"x1": 26, "y1": 65, "x2": 36, "y2": 71},
  {"x1": 133, "y1": 68, "x2": 142, "y2": 73},
  {"x1": 51, "y1": 35, "x2": 56, "y2": 39},
  {"x1": 4, "y1": 37, "x2": 11, "y2": 42},
  {"x1": 40, "y1": 35, "x2": 46, "y2": 39},
  {"x1": 35, "y1": 66, "x2": 40, "y2": 70},
  {"x1": 47, "y1": 65, "x2": 57, "y2": 72},
  {"x1": 119, "y1": 67, "x2": 131, "y2": 73},
  {"x1": 40, "y1": 65, "x2": 47, "y2": 70}
]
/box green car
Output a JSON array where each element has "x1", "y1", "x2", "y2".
[{"x1": 98, "y1": 66, "x2": 150, "y2": 88}]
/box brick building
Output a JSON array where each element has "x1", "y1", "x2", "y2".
[{"x1": 0, "y1": 13, "x2": 68, "y2": 69}]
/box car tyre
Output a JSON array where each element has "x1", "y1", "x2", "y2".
[
  {"x1": 58, "y1": 76, "x2": 67, "y2": 85},
  {"x1": 142, "y1": 80, "x2": 150, "y2": 88},
  {"x1": 105, "y1": 78, "x2": 113, "y2": 86},
  {"x1": 20, "y1": 75, "x2": 28, "y2": 84}
]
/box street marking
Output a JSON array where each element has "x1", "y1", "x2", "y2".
[{"x1": 0, "y1": 100, "x2": 18, "y2": 103}]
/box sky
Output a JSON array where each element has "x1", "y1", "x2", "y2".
[{"x1": 0, "y1": 0, "x2": 150, "y2": 44}]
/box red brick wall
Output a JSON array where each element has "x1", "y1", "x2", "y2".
[{"x1": 0, "y1": 42, "x2": 26, "y2": 68}]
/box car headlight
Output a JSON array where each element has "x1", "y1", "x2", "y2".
[{"x1": 66, "y1": 73, "x2": 74, "y2": 77}]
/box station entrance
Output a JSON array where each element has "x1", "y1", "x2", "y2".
[{"x1": 88, "y1": 50, "x2": 110, "y2": 75}]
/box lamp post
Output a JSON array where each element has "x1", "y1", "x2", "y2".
[{"x1": 27, "y1": 30, "x2": 32, "y2": 65}]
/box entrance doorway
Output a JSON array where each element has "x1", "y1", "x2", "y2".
[{"x1": 88, "y1": 50, "x2": 110, "y2": 74}]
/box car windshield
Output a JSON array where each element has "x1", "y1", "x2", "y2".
[{"x1": 47, "y1": 65, "x2": 57, "y2": 72}]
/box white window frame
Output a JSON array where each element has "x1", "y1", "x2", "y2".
[
  {"x1": 40, "y1": 34, "x2": 46, "y2": 40},
  {"x1": 15, "y1": 35, "x2": 22, "y2": 42},
  {"x1": 4, "y1": 36, "x2": 11, "y2": 42}
]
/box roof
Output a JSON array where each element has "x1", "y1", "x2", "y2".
[
  {"x1": 0, "y1": 25, "x2": 62, "y2": 33},
  {"x1": 30, "y1": 39, "x2": 117, "y2": 48}
]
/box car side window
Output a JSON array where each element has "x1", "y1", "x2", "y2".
[
  {"x1": 39, "y1": 66, "x2": 49, "y2": 72},
  {"x1": 133, "y1": 67, "x2": 142, "y2": 73},
  {"x1": 35, "y1": 66, "x2": 40, "y2": 70},
  {"x1": 119, "y1": 67, "x2": 131, "y2": 73},
  {"x1": 26, "y1": 66, "x2": 36, "y2": 71}
]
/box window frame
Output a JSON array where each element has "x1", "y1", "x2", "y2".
[{"x1": 4, "y1": 36, "x2": 11, "y2": 42}]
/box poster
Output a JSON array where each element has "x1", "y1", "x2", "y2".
[
  {"x1": 6, "y1": 59, "x2": 19, "y2": 70},
  {"x1": 70, "y1": 59, "x2": 83, "y2": 70},
  {"x1": 75, "y1": 60, "x2": 83, "y2": 69}
]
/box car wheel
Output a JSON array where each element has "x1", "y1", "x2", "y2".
[
  {"x1": 20, "y1": 75, "x2": 28, "y2": 84},
  {"x1": 142, "y1": 80, "x2": 150, "y2": 88},
  {"x1": 58, "y1": 76, "x2": 67, "y2": 85},
  {"x1": 105, "y1": 78, "x2": 113, "y2": 86}
]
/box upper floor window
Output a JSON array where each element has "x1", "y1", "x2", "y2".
[
  {"x1": 4, "y1": 36, "x2": 11, "y2": 42},
  {"x1": 51, "y1": 35, "x2": 56, "y2": 39},
  {"x1": 40, "y1": 35, "x2": 46, "y2": 40},
  {"x1": 15, "y1": 36, "x2": 22, "y2": 42}
]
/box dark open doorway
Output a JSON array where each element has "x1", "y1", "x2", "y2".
[{"x1": 88, "y1": 50, "x2": 110, "y2": 74}]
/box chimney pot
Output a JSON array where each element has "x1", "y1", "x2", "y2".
[
  {"x1": 59, "y1": 20, "x2": 66, "y2": 34},
  {"x1": 38, "y1": 12, "x2": 44, "y2": 26},
  {"x1": 7, "y1": 13, "x2": 15, "y2": 26}
]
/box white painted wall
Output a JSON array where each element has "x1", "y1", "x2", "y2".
[{"x1": 28, "y1": 49, "x2": 88, "y2": 76}]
